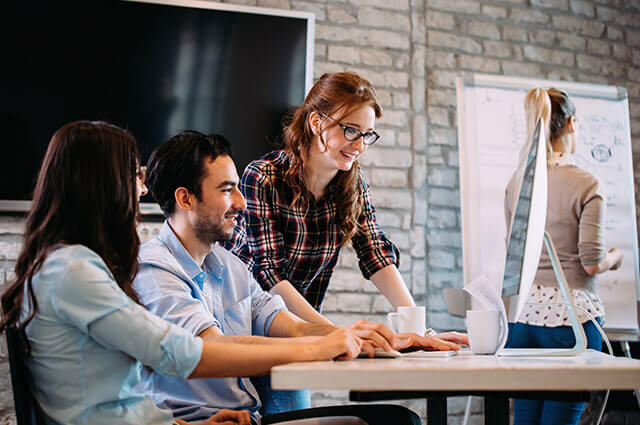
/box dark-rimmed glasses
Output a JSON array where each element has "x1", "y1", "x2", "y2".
[{"x1": 319, "y1": 113, "x2": 380, "y2": 146}]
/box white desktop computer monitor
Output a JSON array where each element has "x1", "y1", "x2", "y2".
[
  {"x1": 498, "y1": 118, "x2": 587, "y2": 357},
  {"x1": 502, "y1": 119, "x2": 548, "y2": 321}
]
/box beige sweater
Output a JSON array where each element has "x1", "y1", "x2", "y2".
[{"x1": 505, "y1": 156, "x2": 605, "y2": 295}]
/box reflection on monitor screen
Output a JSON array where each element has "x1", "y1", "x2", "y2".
[{"x1": 502, "y1": 120, "x2": 542, "y2": 297}]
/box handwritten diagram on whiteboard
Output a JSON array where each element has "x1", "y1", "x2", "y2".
[{"x1": 458, "y1": 75, "x2": 639, "y2": 330}]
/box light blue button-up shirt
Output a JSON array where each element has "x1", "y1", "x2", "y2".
[
  {"x1": 24, "y1": 245, "x2": 203, "y2": 425},
  {"x1": 134, "y1": 221, "x2": 286, "y2": 422}
]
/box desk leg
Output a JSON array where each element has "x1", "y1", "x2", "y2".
[
  {"x1": 484, "y1": 395, "x2": 509, "y2": 425},
  {"x1": 427, "y1": 396, "x2": 447, "y2": 425},
  {"x1": 621, "y1": 341, "x2": 640, "y2": 409}
]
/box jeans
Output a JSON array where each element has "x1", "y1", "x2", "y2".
[
  {"x1": 505, "y1": 318, "x2": 603, "y2": 425},
  {"x1": 251, "y1": 374, "x2": 311, "y2": 415}
]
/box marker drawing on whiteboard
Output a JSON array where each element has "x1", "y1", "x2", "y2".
[
  {"x1": 480, "y1": 88, "x2": 501, "y2": 105},
  {"x1": 600, "y1": 279, "x2": 619, "y2": 292},
  {"x1": 591, "y1": 144, "x2": 612, "y2": 162}
]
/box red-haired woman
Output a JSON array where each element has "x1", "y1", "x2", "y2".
[
  {"x1": 226, "y1": 72, "x2": 467, "y2": 414},
  {"x1": 228, "y1": 72, "x2": 464, "y2": 332},
  {"x1": 229, "y1": 72, "x2": 416, "y2": 324}
]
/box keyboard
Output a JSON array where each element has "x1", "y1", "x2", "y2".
[{"x1": 358, "y1": 348, "x2": 458, "y2": 358}]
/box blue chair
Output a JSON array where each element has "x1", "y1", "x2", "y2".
[{"x1": 6, "y1": 327, "x2": 44, "y2": 425}]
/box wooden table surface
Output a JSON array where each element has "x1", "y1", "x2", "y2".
[{"x1": 271, "y1": 348, "x2": 640, "y2": 392}]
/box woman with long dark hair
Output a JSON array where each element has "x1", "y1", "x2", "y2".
[{"x1": 0, "y1": 120, "x2": 364, "y2": 425}]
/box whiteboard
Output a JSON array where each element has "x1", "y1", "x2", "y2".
[{"x1": 457, "y1": 73, "x2": 639, "y2": 331}]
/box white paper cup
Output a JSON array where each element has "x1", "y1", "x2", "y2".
[
  {"x1": 466, "y1": 310, "x2": 501, "y2": 355},
  {"x1": 387, "y1": 306, "x2": 426, "y2": 335}
]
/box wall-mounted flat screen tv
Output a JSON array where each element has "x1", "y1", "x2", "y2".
[{"x1": 1, "y1": 0, "x2": 314, "y2": 214}]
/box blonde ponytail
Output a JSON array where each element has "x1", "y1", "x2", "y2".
[{"x1": 524, "y1": 87, "x2": 552, "y2": 155}]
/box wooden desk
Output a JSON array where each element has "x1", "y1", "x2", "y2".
[
  {"x1": 605, "y1": 329, "x2": 640, "y2": 408},
  {"x1": 271, "y1": 349, "x2": 640, "y2": 425}
]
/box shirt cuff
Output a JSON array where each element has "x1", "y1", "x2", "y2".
[
  {"x1": 578, "y1": 243, "x2": 605, "y2": 267},
  {"x1": 359, "y1": 255, "x2": 398, "y2": 280},
  {"x1": 183, "y1": 312, "x2": 221, "y2": 337},
  {"x1": 158, "y1": 324, "x2": 204, "y2": 379},
  {"x1": 255, "y1": 294, "x2": 287, "y2": 336}
]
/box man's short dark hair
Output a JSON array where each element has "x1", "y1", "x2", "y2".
[{"x1": 146, "y1": 131, "x2": 233, "y2": 218}]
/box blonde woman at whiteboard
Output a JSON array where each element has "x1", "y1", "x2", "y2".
[{"x1": 504, "y1": 87, "x2": 623, "y2": 425}]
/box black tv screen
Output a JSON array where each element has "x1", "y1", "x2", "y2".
[{"x1": 1, "y1": 0, "x2": 311, "y2": 213}]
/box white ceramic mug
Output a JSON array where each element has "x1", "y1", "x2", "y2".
[
  {"x1": 466, "y1": 310, "x2": 501, "y2": 355},
  {"x1": 387, "y1": 306, "x2": 426, "y2": 335}
]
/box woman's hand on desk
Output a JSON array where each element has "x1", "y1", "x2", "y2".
[
  {"x1": 433, "y1": 331, "x2": 469, "y2": 347},
  {"x1": 392, "y1": 332, "x2": 467, "y2": 352},
  {"x1": 345, "y1": 321, "x2": 469, "y2": 353}
]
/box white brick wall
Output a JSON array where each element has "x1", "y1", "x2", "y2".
[{"x1": 1, "y1": 0, "x2": 640, "y2": 423}]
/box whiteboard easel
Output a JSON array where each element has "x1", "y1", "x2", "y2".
[{"x1": 457, "y1": 73, "x2": 639, "y2": 331}]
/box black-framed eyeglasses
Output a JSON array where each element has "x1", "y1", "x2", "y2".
[{"x1": 319, "y1": 113, "x2": 380, "y2": 146}]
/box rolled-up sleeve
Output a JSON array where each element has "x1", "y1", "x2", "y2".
[
  {"x1": 51, "y1": 248, "x2": 202, "y2": 379},
  {"x1": 89, "y1": 304, "x2": 203, "y2": 379},
  {"x1": 578, "y1": 180, "x2": 606, "y2": 267},
  {"x1": 248, "y1": 272, "x2": 287, "y2": 336},
  {"x1": 241, "y1": 163, "x2": 290, "y2": 290},
  {"x1": 134, "y1": 263, "x2": 220, "y2": 336},
  {"x1": 351, "y1": 177, "x2": 400, "y2": 278}
]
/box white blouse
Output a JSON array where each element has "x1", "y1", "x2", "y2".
[{"x1": 517, "y1": 283, "x2": 605, "y2": 327}]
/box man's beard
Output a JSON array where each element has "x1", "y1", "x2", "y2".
[{"x1": 193, "y1": 213, "x2": 234, "y2": 245}]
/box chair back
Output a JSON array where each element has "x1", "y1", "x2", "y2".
[{"x1": 6, "y1": 327, "x2": 43, "y2": 425}]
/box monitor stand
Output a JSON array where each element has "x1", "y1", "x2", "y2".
[{"x1": 498, "y1": 231, "x2": 588, "y2": 357}]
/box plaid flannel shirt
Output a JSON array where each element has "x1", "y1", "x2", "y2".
[{"x1": 221, "y1": 150, "x2": 399, "y2": 310}]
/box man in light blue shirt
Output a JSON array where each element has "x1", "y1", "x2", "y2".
[
  {"x1": 135, "y1": 220, "x2": 287, "y2": 422},
  {"x1": 134, "y1": 131, "x2": 464, "y2": 425},
  {"x1": 133, "y1": 131, "x2": 431, "y2": 424}
]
